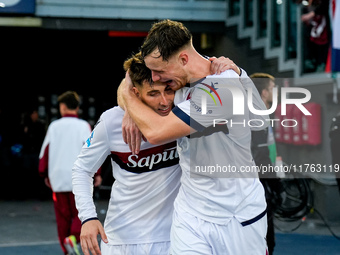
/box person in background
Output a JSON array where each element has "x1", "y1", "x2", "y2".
[
  {"x1": 250, "y1": 72, "x2": 280, "y2": 255},
  {"x1": 301, "y1": 0, "x2": 330, "y2": 72},
  {"x1": 21, "y1": 107, "x2": 48, "y2": 199},
  {"x1": 39, "y1": 91, "x2": 101, "y2": 255}
]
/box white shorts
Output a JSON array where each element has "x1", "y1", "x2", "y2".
[
  {"x1": 100, "y1": 240, "x2": 170, "y2": 255},
  {"x1": 170, "y1": 207, "x2": 268, "y2": 255}
]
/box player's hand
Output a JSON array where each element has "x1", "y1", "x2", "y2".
[
  {"x1": 80, "y1": 220, "x2": 108, "y2": 255},
  {"x1": 122, "y1": 110, "x2": 145, "y2": 155},
  {"x1": 44, "y1": 177, "x2": 52, "y2": 189},
  {"x1": 121, "y1": 71, "x2": 137, "y2": 105},
  {"x1": 209, "y1": 56, "x2": 241, "y2": 75},
  {"x1": 123, "y1": 70, "x2": 135, "y2": 95},
  {"x1": 122, "y1": 70, "x2": 146, "y2": 154},
  {"x1": 93, "y1": 175, "x2": 102, "y2": 187}
]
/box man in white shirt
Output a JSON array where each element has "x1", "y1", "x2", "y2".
[
  {"x1": 39, "y1": 91, "x2": 93, "y2": 255},
  {"x1": 122, "y1": 19, "x2": 269, "y2": 255}
]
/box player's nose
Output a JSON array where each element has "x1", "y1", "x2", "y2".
[
  {"x1": 159, "y1": 94, "x2": 168, "y2": 106},
  {"x1": 151, "y1": 71, "x2": 161, "y2": 82}
]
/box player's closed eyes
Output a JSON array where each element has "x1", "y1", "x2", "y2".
[{"x1": 148, "y1": 91, "x2": 160, "y2": 97}]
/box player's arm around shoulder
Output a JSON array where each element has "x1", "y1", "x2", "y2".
[
  {"x1": 126, "y1": 96, "x2": 190, "y2": 145},
  {"x1": 122, "y1": 74, "x2": 191, "y2": 145},
  {"x1": 146, "y1": 111, "x2": 191, "y2": 145}
]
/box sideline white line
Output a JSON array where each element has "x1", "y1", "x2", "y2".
[{"x1": 0, "y1": 240, "x2": 59, "y2": 248}]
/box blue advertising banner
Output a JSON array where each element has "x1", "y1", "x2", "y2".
[{"x1": 0, "y1": 0, "x2": 35, "y2": 14}]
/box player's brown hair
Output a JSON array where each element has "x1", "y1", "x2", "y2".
[
  {"x1": 141, "y1": 19, "x2": 192, "y2": 61},
  {"x1": 250, "y1": 73, "x2": 275, "y2": 95},
  {"x1": 58, "y1": 91, "x2": 80, "y2": 110},
  {"x1": 123, "y1": 52, "x2": 152, "y2": 87}
]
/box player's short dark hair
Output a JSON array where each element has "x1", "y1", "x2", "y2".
[
  {"x1": 250, "y1": 73, "x2": 275, "y2": 95},
  {"x1": 141, "y1": 19, "x2": 192, "y2": 61},
  {"x1": 123, "y1": 52, "x2": 152, "y2": 87},
  {"x1": 58, "y1": 91, "x2": 80, "y2": 110}
]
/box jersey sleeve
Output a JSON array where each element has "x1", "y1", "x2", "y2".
[{"x1": 72, "y1": 114, "x2": 111, "y2": 223}]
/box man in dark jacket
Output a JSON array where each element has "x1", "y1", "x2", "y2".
[{"x1": 250, "y1": 73, "x2": 279, "y2": 255}]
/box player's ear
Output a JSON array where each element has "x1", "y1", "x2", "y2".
[
  {"x1": 132, "y1": 87, "x2": 141, "y2": 98},
  {"x1": 59, "y1": 103, "x2": 67, "y2": 116},
  {"x1": 178, "y1": 52, "x2": 189, "y2": 66}
]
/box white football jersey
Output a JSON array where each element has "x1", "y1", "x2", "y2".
[
  {"x1": 172, "y1": 69, "x2": 268, "y2": 225},
  {"x1": 72, "y1": 107, "x2": 181, "y2": 245},
  {"x1": 39, "y1": 115, "x2": 91, "y2": 192}
]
